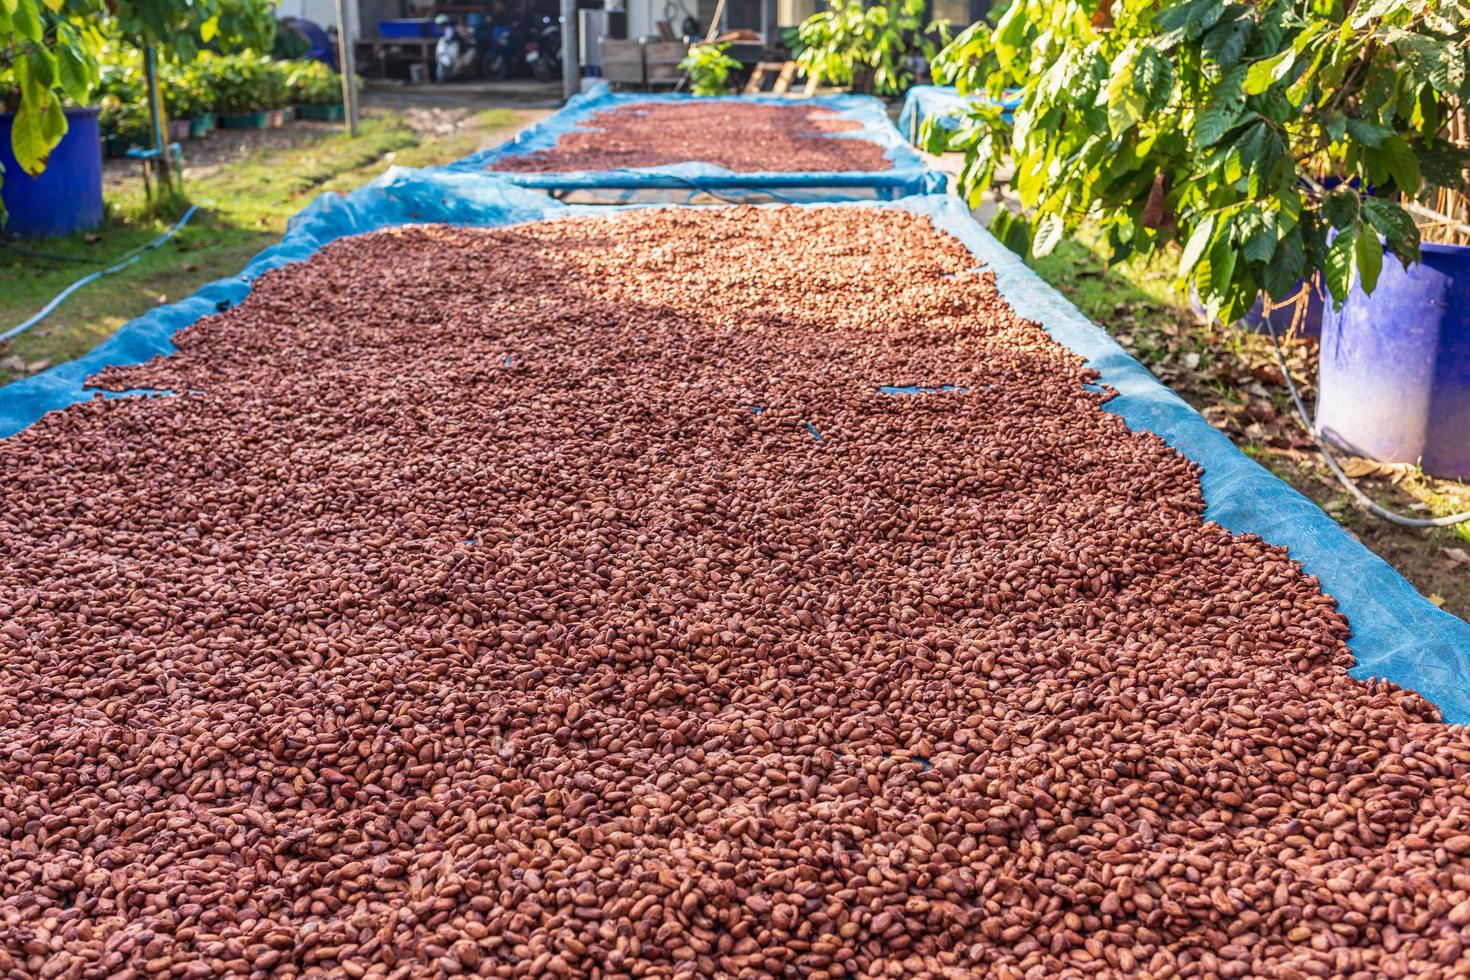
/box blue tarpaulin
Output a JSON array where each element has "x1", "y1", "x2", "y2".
[
  {"x1": 898, "y1": 84, "x2": 1022, "y2": 145},
  {"x1": 441, "y1": 84, "x2": 947, "y2": 201},
  {"x1": 3, "y1": 169, "x2": 1468, "y2": 724}
]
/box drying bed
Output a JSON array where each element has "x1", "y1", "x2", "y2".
[
  {"x1": 444, "y1": 85, "x2": 946, "y2": 202},
  {"x1": 5, "y1": 200, "x2": 1470, "y2": 978},
  {"x1": 897, "y1": 85, "x2": 1023, "y2": 145},
  {"x1": 488, "y1": 102, "x2": 892, "y2": 175}
]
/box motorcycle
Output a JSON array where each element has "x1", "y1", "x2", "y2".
[
  {"x1": 434, "y1": 16, "x2": 482, "y2": 82},
  {"x1": 525, "y1": 16, "x2": 561, "y2": 83},
  {"x1": 483, "y1": 23, "x2": 519, "y2": 79}
]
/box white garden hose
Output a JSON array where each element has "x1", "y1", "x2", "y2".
[{"x1": 2, "y1": 206, "x2": 200, "y2": 344}]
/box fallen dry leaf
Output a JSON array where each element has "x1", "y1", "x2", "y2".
[
  {"x1": 1341, "y1": 457, "x2": 1383, "y2": 479},
  {"x1": 1443, "y1": 548, "x2": 1470, "y2": 566}
]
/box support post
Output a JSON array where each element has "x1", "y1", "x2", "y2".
[
  {"x1": 141, "y1": 43, "x2": 181, "y2": 201},
  {"x1": 336, "y1": 0, "x2": 362, "y2": 136},
  {"x1": 561, "y1": 0, "x2": 580, "y2": 100}
]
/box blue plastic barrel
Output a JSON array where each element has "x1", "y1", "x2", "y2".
[
  {"x1": 1316, "y1": 241, "x2": 1470, "y2": 480},
  {"x1": 0, "y1": 107, "x2": 104, "y2": 238}
]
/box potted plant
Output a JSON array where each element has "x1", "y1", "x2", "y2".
[
  {"x1": 793, "y1": 0, "x2": 944, "y2": 96},
  {"x1": 164, "y1": 61, "x2": 216, "y2": 137},
  {"x1": 99, "y1": 97, "x2": 151, "y2": 156},
  {"x1": 935, "y1": 0, "x2": 1470, "y2": 477},
  {"x1": 677, "y1": 42, "x2": 742, "y2": 97},
  {"x1": 212, "y1": 52, "x2": 287, "y2": 129},
  {"x1": 0, "y1": 0, "x2": 105, "y2": 235},
  {"x1": 286, "y1": 59, "x2": 347, "y2": 121},
  {"x1": 96, "y1": 53, "x2": 146, "y2": 155},
  {"x1": 267, "y1": 60, "x2": 292, "y2": 127}
]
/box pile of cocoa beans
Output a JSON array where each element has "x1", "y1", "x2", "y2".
[
  {"x1": 487, "y1": 102, "x2": 892, "y2": 174},
  {"x1": 2, "y1": 206, "x2": 1469, "y2": 979}
]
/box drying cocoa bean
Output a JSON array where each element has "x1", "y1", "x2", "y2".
[
  {"x1": 0, "y1": 206, "x2": 1468, "y2": 978},
  {"x1": 487, "y1": 101, "x2": 893, "y2": 174}
]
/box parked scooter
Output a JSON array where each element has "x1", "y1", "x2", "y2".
[
  {"x1": 525, "y1": 15, "x2": 561, "y2": 83},
  {"x1": 483, "y1": 22, "x2": 520, "y2": 79},
  {"x1": 434, "y1": 15, "x2": 483, "y2": 82}
]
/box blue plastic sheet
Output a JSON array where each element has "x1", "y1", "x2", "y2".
[
  {"x1": 897, "y1": 84, "x2": 1022, "y2": 145},
  {"x1": 3, "y1": 171, "x2": 1467, "y2": 724},
  {"x1": 442, "y1": 84, "x2": 946, "y2": 202}
]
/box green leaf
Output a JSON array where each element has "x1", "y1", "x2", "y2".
[
  {"x1": 55, "y1": 47, "x2": 89, "y2": 102},
  {"x1": 30, "y1": 45, "x2": 60, "y2": 90},
  {"x1": 1203, "y1": 231, "x2": 1238, "y2": 299},
  {"x1": 1244, "y1": 50, "x2": 1294, "y2": 94},
  {"x1": 1032, "y1": 211, "x2": 1064, "y2": 257},
  {"x1": 1187, "y1": 0, "x2": 1225, "y2": 38},
  {"x1": 1351, "y1": 0, "x2": 1410, "y2": 26},
  {"x1": 1134, "y1": 47, "x2": 1174, "y2": 106},
  {"x1": 1417, "y1": 142, "x2": 1470, "y2": 191},
  {"x1": 1106, "y1": 46, "x2": 1146, "y2": 137},
  {"x1": 1202, "y1": 12, "x2": 1252, "y2": 69},
  {"x1": 1178, "y1": 214, "x2": 1216, "y2": 277},
  {"x1": 1378, "y1": 134, "x2": 1422, "y2": 194},
  {"x1": 1344, "y1": 118, "x2": 1390, "y2": 147},
  {"x1": 993, "y1": 0, "x2": 1028, "y2": 69},
  {"x1": 10, "y1": 0, "x2": 41, "y2": 40},
  {"x1": 991, "y1": 209, "x2": 1032, "y2": 257},
  {"x1": 1323, "y1": 230, "x2": 1357, "y2": 303},
  {"x1": 1323, "y1": 189, "x2": 1360, "y2": 228},
  {"x1": 1394, "y1": 32, "x2": 1467, "y2": 97},
  {"x1": 1362, "y1": 197, "x2": 1420, "y2": 264},
  {"x1": 11, "y1": 59, "x2": 67, "y2": 176},
  {"x1": 1262, "y1": 229, "x2": 1303, "y2": 299},
  {"x1": 1193, "y1": 64, "x2": 1247, "y2": 149},
  {"x1": 1241, "y1": 211, "x2": 1277, "y2": 264},
  {"x1": 1354, "y1": 230, "x2": 1383, "y2": 295}
]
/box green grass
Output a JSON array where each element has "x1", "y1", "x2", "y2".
[{"x1": 0, "y1": 107, "x2": 521, "y2": 385}]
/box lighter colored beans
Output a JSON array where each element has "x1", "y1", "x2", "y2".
[{"x1": 487, "y1": 102, "x2": 892, "y2": 174}]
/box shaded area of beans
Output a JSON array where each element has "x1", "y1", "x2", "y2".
[
  {"x1": 3, "y1": 206, "x2": 1470, "y2": 980},
  {"x1": 486, "y1": 103, "x2": 892, "y2": 174}
]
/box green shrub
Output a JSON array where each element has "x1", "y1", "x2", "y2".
[
  {"x1": 793, "y1": 0, "x2": 944, "y2": 95},
  {"x1": 95, "y1": 45, "x2": 148, "y2": 140},
  {"x1": 678, "y1": 42, "x2": 742, "y2": 96},
  {"x1": 285, "y1": 59, "x2": 344, "y2": 105},
  {"x1": 205, "y1": 51, "x2": 289, "y2": 114},
  {"x1": 162, "y1": 62, "x2": 215, "y2": 119}
]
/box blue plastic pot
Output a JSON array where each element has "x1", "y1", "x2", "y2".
[
  {"x1": 1317, "y1": 241, "x2": 1470, "y2": 480},
  {"x1": 0, "y1": 107, "x2": 104, "y2": 238}
]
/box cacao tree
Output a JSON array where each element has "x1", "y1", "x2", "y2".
[{"x1": 938, "y1": 0, "x2": 1470, "y2": 321}]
